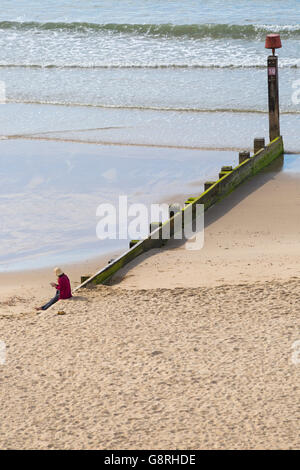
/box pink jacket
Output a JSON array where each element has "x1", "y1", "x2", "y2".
[{"x1": 56, "y1": 274, "x2": 72, "y2": 300}]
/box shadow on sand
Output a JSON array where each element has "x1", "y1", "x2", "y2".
[{"x1": 109, "y1": 155, "x2": 284, "y2": 286}]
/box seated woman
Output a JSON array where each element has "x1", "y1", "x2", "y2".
[{"x1": 36, "y1": 267, "x2": 72, "y2": 311}]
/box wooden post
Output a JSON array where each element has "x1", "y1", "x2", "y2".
[
  {"x1": 219, "y1": 166, "x2": 232, "y2": 179},
  {"x1": 129, "y1": 239, "x2": 139, "y2": 248},
  {"x1": 149, "y1": 222, "x2": 164, "y2": 247},
  {"x1": 184, "y1": 197, "x2": 197, "y2": 206},
  {"x1": 150, "y1": 221, "x2": 162, "y2": 233},
  {"x1": 169, "y1": 203, "x2": 181, "y2": 218},
  {"x1": 204, "y1": 181, "x2": 216, "y2": 191},
  {"x1": 268, "y1": 55, "x2": 280, "y2": 141},
  {"x1": 239, "y1": 151, "x2": 250, "y2": 164},
  {"x1": 254, "y1": 138, "x2": 265, "y2": 154}
]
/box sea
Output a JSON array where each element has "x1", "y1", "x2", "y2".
[{"x1": 0, "y1": 0, "x2": 300, "y2": 271}]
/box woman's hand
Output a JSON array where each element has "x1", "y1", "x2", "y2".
[{"x1": 50, "y1": 282, "x2": 57, "y2": 287}]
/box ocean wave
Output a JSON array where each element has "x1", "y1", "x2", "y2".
[
  {"x1": 1, "y1": 21, "x2": 300, "y2": 39},
  {"x1": 3, "y1": 132, "x2": 300, "y2": 154},
  {"x1": 0, "y1": 63, "x2": 299, "y2": 70},
  {"x1": 6, "y1": 99, "x2": 300, "y2": 115},
  {"x1": 5, "y1": 133, "x2": 248, "y2": 152}
]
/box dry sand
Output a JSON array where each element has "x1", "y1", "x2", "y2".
[{"x1": 0, "y1": 169, "x2": 299, "y2": 449}]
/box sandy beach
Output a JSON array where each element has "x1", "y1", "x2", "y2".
[
  {"x1": 2, "y1": 0, "x2": 300, "y2": 452},
  {"x1": 0, "y1": 168, "x2": 299, "y2": 450}
]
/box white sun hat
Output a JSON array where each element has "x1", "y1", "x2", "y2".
[{"x1": 54, "y1": 267, "x2": 63, "y2": 276}]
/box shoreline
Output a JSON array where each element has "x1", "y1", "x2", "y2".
[
  {"x1": 0, "y1": 169, "x2": 194, "y2": 299},
  {"x1": 0, "y1": 187, "x2": 193, "y2": 313},
  {"x1": 2, "y1": 170, "x2": 300, "y2": 312},
  {"x1": 1, "y1": 138, "x2": 230, "y2": 278}
]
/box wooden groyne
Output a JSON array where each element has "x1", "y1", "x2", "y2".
[
  {"x1": 75, "y1": 136, "x2": 283, "y2": 290},
  {"x1": 75, "y1": 34, "x2": 284, "y2": 290}
]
